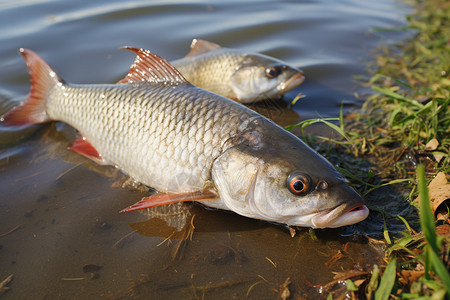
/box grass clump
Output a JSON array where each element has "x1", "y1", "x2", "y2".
[
  {"x1": 288, "y1": 0, "x2": 450, "y2": 298},
  {"x1": 348, "y1": 0, "x2": 449, "y2": 179},
  {"x1": 374, "y1": 165, "x2": 450, "y2": 299}
]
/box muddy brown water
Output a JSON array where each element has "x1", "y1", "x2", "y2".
[{"x1": 0, "y1": 1, "x2": 414, "y2": 299}]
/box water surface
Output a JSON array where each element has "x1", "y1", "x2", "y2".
[{"x1": 0, "y1": 0, "x2": 412, "y2": 299}]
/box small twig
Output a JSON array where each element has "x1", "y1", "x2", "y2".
[
  {"x1": 112, "y1": 231, "x2": 136, "y2": 249},
  {"x1": 325, "y1": 250, "x2": 345, "y2": 268},
  {"x1": 257, "y1": 274, "x2": 269, "y2": 283},
  {"x1": 279, "y1": 277, "x2": 292, "y2": 300},
  {"x1": 246, "y1": 280, "x2": 264, "y2": 298},
  {"x1": 171, "y1": 215, "x2": 195, "y2": 263},
  {"x1": 321, "y1": 271, "x2": 369, "y2": 292},
  {"x1": 0, "y1": 225, "x2": 22, "y2": 238},
  {"x1": 14, "y1": 171, "x2": 42, "y2": 182},
  {"x1": 265, "y1": 257, "x2": 277, "y2": 268},
  {"x1": 393, "y1": 147, "x2": 408, "y2": 163},
  {"x1": 55, "y1": 162, "x2": 85, "y2": 180},
  {"x1": 0, "y1": 274, "x2": 13, "y2": 296},
  {"x1": 186, "y1": 279, "x2": 249, "y2": 295},
  {"x1": 61, "y1": 277, "x2": 85, "y2": 281},
  {"x1": 156, "y1": 231, "x2": 176, "y2": 247}
]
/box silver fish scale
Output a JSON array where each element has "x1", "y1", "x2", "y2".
[
  {"x1": 46, "y1": 82, "x2": 255, "y2": 193},
  {"x1": 172, "y1": 50, "x2": 244, "y2": 99}
]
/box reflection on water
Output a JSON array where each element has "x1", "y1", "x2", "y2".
[{"x1": 0, "y1": 0, "x2": 412, "y2": 299}]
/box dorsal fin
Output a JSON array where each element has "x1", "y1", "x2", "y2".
[
  {"x1": 119, "y1": 47, "x2": 187, "y2": 85},
  {"x1": 185, "y1": 39, "x2": 222, "y2": 57}
]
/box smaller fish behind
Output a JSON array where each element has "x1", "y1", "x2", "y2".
[{"x1": 119, "y1": 39, "x2": 305, "y2": 103}]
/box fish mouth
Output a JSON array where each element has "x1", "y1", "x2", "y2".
[
  {"x1": 278, "y1": 72, "x2": 305, "y2": 92},
  {"x1": 311, "y1": 203, "x2": 369, "y2": 228}
]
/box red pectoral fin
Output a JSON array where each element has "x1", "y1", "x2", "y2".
[
  {"x1": 120, "y1": 190, "x2": 218, "y2": 213},
  {"x1": 68, "y1": 136, "x2": 105, "y2": 165}
]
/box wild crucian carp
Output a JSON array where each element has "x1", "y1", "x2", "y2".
[{"x1": 1, "y1": 47, "x2": 369, "y2": 228}]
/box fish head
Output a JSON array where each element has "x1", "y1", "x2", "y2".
[
  {"x1": 212, "y1": 120, "x2": 368, "y2": 228},
  {"x1": 230, "y1": 54, "x2": 305, "y2": 103}
]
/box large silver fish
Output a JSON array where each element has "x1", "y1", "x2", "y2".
[
  {"x1": 119, "y1": 39, "x2": 305, "y2": 103},
  {"x1": 1, "y1": 47, "x2": 368, "y2": 228}
]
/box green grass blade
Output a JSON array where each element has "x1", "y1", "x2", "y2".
[
  {"x1": 375, "y1": 257, "x2": 397, "y2": 300},
  {"x1": 346, "y1": 279, "x2": 359, "y2": 292},
  {"x1": 372, "y1": 86, "x2": 423, "y2": 108},
  {"x1": 383, "y1": 217, "x2": 392, "y2": 245},
  {"x1": 371, "y1": 25, "x2": 420, "y2": 32},
  {"x1": 428, "y1": 246, "x2": 450, "y2": 293},
  {"x1": 285, "y1": 118, "x2": 338, "y2": 132},
  {"x1": 417, "y1": 165, "x2": 439, "y2": 255},
  {"x1": 319, "y1": 119, "x2": 352, "y2": 143},
  {"x1": 397, "y1": 215, "x2": 413, "y2": 233},
  {"x1": 339, "y1": 103, "x2": 345, "y2": 133},
  {"x1": 424, "y1": 245, "x2": 432, "y2": 280},
  {"x1": 285, "y1": 117, "x2": 353, "y2": 143},
  {"x1": 367, "y1": 264, "x2": 380, "y2": 298}
]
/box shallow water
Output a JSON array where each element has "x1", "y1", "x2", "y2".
[{"x1": 0, "y1": 0, "x2": 413, "y2": 299}]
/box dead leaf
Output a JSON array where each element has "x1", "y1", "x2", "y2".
[
  {"x1": 322, "y1": 271, "x2": 368, "y2": 293},
  {"x1": 280, "y1": 277, "x2": 291, "y2": 300},
  {"x1": 398, "y1": 269, "x2": 424, "y2": 286},
  {"x1": 415, "y1": 172, "x2": 450, "y2": 220},
  {"x1": 344, "y1": 113, "x2": 357, "y2": 120},
  {"x1": 433, "y1": 153, "x2": 445, "y2": 163},
  {"x1": 425, "y1": 138, "x2": 439, "y2": 151},
  {"x1": 353, "y1": 279, "x2": 366, "y2": 287},
  {"x1": 435, "y1": 224, "x2": 450, "y2": 238},
  {"x1": 289, "y1": 227, "x2": 296, "y2": 238}
]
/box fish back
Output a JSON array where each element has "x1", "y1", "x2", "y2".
[{"x1": 171, "y1": 49, "x2": 244, "y2": 99}]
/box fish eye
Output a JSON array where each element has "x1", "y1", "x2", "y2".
[
  {"x1": 265, "y1": 66, "x2": 280, "y2": 79},
  {"x1": 286, "y1": 172, "x2": 311, "y2": 195}
]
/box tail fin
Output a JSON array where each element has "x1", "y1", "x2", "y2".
[{"x1": 1, "y1": 48, "x2": 62, "y2": 126}]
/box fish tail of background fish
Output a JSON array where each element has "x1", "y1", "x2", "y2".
[{"x1": 1, "y1": 48, "x2": 59, "y2": 126}]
